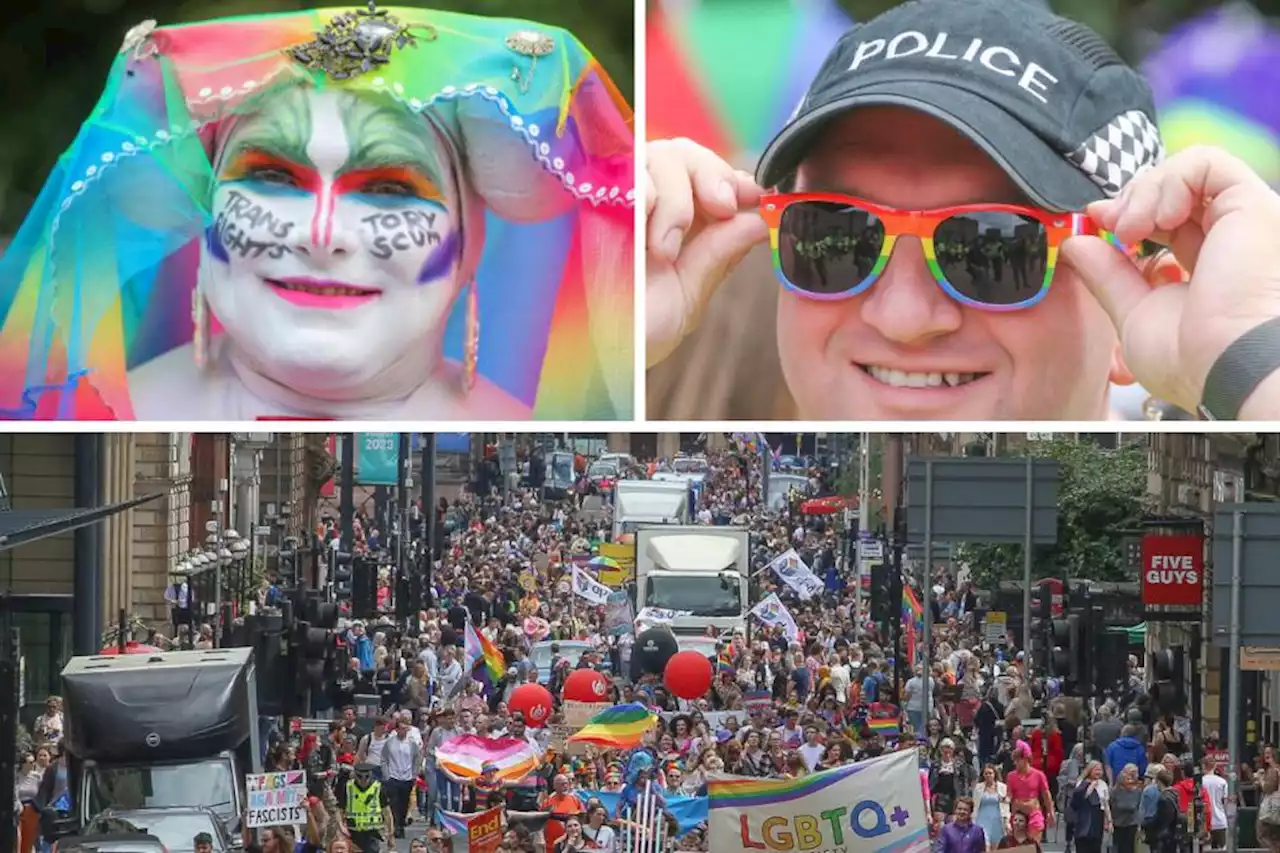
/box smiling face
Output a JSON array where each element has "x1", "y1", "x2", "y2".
[
  {"x1": 780, "y1": 106, "x2": 1126, "y2": 420},
  {"x1": 203, "y1": 85, "x2": 462, "y2": 392}
]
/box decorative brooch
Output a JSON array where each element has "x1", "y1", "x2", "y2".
[
  {"x1": 290, "y1": 1, "x2": 434, "y2": 81},
  {"x1": 120, "y1": 19, "x2": 158, "y2": 61},
  {"x1": 505, "y1": 30, "x2": 555, "y2": 94}
]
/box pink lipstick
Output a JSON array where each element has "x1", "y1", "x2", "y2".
[{"x1": 266, "y1": 277, "x2": 382, "y2": 309}]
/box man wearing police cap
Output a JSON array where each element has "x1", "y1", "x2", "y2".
[{"x1": 338, "y1": 762, "x2": 394, "y2": 853}]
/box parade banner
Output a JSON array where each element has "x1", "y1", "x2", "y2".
[
  {"x1": 768, "y1": 549, "x2": 825, "y2": 600},
  {"x1": 246, "y1": 770, "x2": 308, "y2": 828},
  {"x1": 467, "y1": 806, "x2": 503, "y2": 853},
  {"x1": 636, "y1": 607, "x2": 691, "y2": 627},
  {"x1": 355, "y1": 433, "x2": 400, "y2": 485},
  {"x1": 750, "y1": 593, "x2": 799, "y2": 641},
  {"x1": 743, "y1": 691, "x2": 772, "y2": 715},
  {"x1": 604, "y1": 590, "x2": 634, "y2": 636},
  {"x1": 597, "y1": 542, "x2": 636, "y2": 586},
  {"x1": 708, "y1": 750, "x2": 929, "y2": 853},
  {"x1": 572, "y1": 564, "x2": 612, "y2": 605}
]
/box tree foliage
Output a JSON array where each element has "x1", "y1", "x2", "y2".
[{"x1": 958, "y1": 437, "x2": 1153, "y2": 589}]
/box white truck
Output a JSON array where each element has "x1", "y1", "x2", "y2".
[
  {"x1": 634, "y1": 525, "x2": 750, "y2": 635},
  {"x1": 613, "y1": 479, "x2": 691, "y2": 541}
]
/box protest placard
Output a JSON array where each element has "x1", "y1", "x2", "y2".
[{"x1": 246, "y1": 771, "x2": 307, "y2": 828}]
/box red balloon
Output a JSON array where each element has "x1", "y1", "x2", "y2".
[
  {"x1": 663, "y1": 651, "x2": 714, "y2": 700},
  {"x1": 563, "y1": 669, "x2": 610, "y2": 703},
  {"x1": 509, "y1": 683, "x2": 554, "y2": 727}
]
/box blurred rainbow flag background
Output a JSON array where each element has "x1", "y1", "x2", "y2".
[
  {"x1": 647, "y1": 0, "x2": 853, "y2": 165},
  {"x1": 1143, "y1": 3, "x2": 1280, "y2": 187}
]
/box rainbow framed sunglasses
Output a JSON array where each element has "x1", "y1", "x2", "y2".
[{"x1": 759, "y1": 192, "x2": 1124, "y2": 311}]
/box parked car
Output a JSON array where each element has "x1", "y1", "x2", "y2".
[
  {"x1": 83, "y1": 808, "x2": 238, "y2": 853},
  {"x1": 530, "y1": 640, "x2": 613, "y2": 684},
  {"x1": 53, "y1": 832, "x2": 168, "y2": 853}
]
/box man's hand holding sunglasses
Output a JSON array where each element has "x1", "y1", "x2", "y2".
[
  {"x1": 645, "y1": 139, "x2": 767, "y2": 368},
  {"x1": 1062, "y1": 145, "x2": 1280, "y2": 420}
]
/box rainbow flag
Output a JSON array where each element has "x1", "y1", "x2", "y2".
[
  {"x1": 435, "y1": 734, "x2": 542, "y2": 782},
  {"x1": 869, "y1": 716, "x2": 900, "y2": 738},
  {"x1": 464, "y1": 622, "x2": 505, "y2": 687},
  {"x1": 902, "y1": 585, "x2": 924, "y2": 623},
  {"x1": 902, "y1": 585, "x2": 924, "y2": 666},
  {"x1": 567, "y1": 702, "x2": 657, "y2": 749},
  {"x1": 708, "y1": 760, "x2": 872, "y2": 809}
]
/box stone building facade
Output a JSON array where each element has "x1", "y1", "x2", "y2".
[{"x1": 0, "y1": 432, "x2": 312, "y2": 717}]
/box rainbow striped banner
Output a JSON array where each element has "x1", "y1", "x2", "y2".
[{"x1": 708, "y1": 749, "x2": 929, "y2": 853}]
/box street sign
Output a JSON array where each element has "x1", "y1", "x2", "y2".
[
  {"x1": 1240, "y1": 647, "x2": 1280, "y2": 671},
  {"x1": 1212, "y1": 504, "x2": 1280, "y2": 647},
  {"x1": 906, "y1": 458, "x2": 1059, "y2": 545},
  {"x1": 984, "y1": 611, "x2": 1008, "y2": 644},
  {"x1": 859, "y1": 540, "x2": 884, "y2": 560}
]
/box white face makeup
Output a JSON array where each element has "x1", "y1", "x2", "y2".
[{"x1": 202, "y1": 86, "x2": 461, "y2": 392}]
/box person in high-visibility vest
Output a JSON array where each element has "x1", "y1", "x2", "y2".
[{"x1": 339, "y1": 762, "x2": 394, "y2": 853}]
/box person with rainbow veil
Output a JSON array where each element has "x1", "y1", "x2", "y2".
[{"x1": 0, "y1": 3, "x2": 634, "y2": 420}]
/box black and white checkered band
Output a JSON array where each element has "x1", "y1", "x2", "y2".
[{"x1": 1065, "y1": 109, "x2": 1164, "y2": 198}]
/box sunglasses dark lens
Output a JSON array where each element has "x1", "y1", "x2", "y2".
[
  {"x1": 933, "y1": 213, "x2": 1049, "y2": 306},
  {"x1": 778, "y1": 201, "x2": 885, "y2": 295}
]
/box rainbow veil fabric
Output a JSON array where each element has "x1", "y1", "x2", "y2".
[{"x1": 0, "y1": 6, "x2": 634, "y2": 420}]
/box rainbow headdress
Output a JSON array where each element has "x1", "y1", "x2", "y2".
[
  {"x1": 567, "y1": 702, "x2": 657, "y2": 750},
  {"x1": 0, "y1": 5, "x2": 633, "y2": 420}
]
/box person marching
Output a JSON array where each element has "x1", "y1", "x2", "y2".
[{"x1": 339, "y1": 762, "x2": 394, "y2": 853}]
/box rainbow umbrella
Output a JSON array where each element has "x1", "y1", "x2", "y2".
[
  {"x1": 1142, "y1": 4, "x2": 1280, "y2": 185},
  {"x1": 587, "y1": 555, "x2": 621, "y2": 570},
  {"x1": 647, "y1": 0, "x2": 853, "y2": 164}
]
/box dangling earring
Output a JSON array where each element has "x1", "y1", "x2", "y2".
[
  {"x1": 192, "y1": 287, "x2": 209, "y2": 371},
  {"x1": 463, "y1": 281, "x2": 479, "y2": 392}
]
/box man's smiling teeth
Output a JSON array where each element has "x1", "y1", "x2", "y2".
[
  {"x1": 271, "y1": 280, "x2": 375, "y2": 297},
  {"x1": 862, "y1": 365, "x2": 982, "y2": 388}
]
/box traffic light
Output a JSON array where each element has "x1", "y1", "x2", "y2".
[
  {"x1": 332, "y1": 550, "x2": 353, "y2": 616},
  {"x1": 351, "y1": 556, "x2": 377, "y2": 619},
  {"x1": 1149, "y1": 648, "x2": 1187, "y2": 715},
  {"x1": 1049, "y1": 617, "x2": 1078, "y2": 681},
  {"x1": 870, "y1": 562, "x2": 893, "y2": 627},
  {"x1": 1030, "y1": 588, "x2": 1053, "y2": 673},
  {"x1": 278, "y1": 536, "x2": 300, "y2": 587}
]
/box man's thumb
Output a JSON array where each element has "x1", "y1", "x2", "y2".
[{"x1": 1059, "y1": 236, "x2": 1151, "y2": 335}]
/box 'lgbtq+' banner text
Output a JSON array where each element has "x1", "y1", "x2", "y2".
[{"x1": 708, "y1": 749, "x2": 929, "y2": 853}]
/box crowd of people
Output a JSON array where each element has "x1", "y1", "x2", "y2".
[{"x1": 21, "y1": 440, "x2": 1280, "y2": 853}]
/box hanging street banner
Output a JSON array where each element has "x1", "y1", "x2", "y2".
[
  {"x1": 355, "y1": 433, "x2": 400, "y2": 485},
  {"x1": 708, "y1": 749, "x2": 929, "y2": 853},
  {"x1": 246, "y1": 771, "x2": 308, "y2": 827}
]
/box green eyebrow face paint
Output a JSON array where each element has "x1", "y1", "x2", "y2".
[{"x1": 218, "y1": 82, "x2": 447, "y2": 192}]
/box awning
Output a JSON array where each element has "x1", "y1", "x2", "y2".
[{"x1": 0, "y1": 493, "x2": 163, "y2": 551}]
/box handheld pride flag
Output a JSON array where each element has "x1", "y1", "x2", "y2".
[
  {"x1": 464, "y1": 621, "x2": 505, "y2": 688},
  {"x1": 566, "y1": 702, "x2": 657, "y2": 750}
]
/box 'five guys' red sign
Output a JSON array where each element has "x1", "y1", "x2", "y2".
[{"x1": 1141, "y1": 534, "x2": 1204, "y2": 606}]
